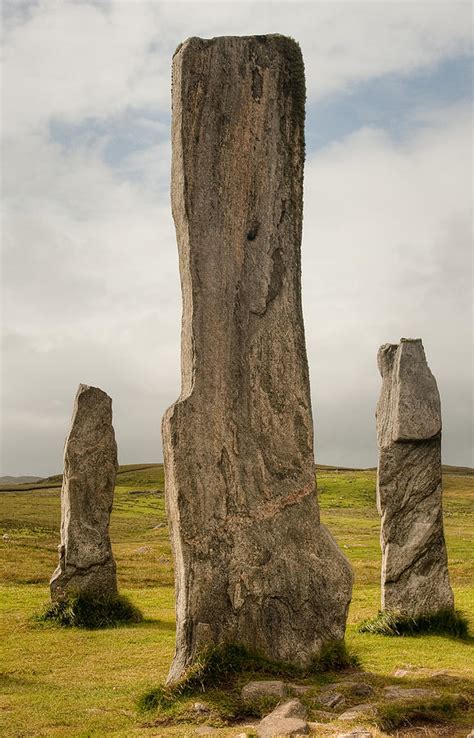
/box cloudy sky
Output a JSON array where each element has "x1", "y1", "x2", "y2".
[{"x1": 1, "y1": 0, "x2": 472, "y2": 476}]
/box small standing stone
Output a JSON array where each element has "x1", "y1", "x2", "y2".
[
  {"x1": 50, "y1": 384, "x2": 118, "y2": 598},
  {"x1": 376, "y1": 339, "x2": 454, "y2": 616}
]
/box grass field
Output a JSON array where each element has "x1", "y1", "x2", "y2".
[{"x1": 1, "y1": 465, "x2": 473, "y2": 737}]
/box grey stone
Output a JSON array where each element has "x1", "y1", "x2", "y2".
[
  {"x1": 195, "y1": 727, "x2": 216, "y2": 736},
  {"x1": 383, "y1": 686, "x2": 439, "y2": 701},
  {"x1": 257, "y1": 714, "x2": 309, "y2": 738},
  {"x1": 50, "y1": 384, "x2": 118, "y2": 598},
  {"x1": 269, "y1": 699, "x2": 307, "y2": 720},
  {"x1": 241, "y1": 680, "x2": 288, "y2": 700},
  {"x1": 336, "y1": 731, "x2": 373, "y2": 738},
  {"x1": 339, "y1": 704, "x2": 377, "y2": 721},
  {"x1": 162, "y1": 33, "x2": 353, "y2": 684},
  {"x1": 317, "y1": 691, "x2": 345, "y2": 709},
  {"x1": 348, "y1": 683, "x2": 375, "y2": 699},
  {"x1": 376, "y1": 338, "x2": 454, "y2": 616},
  {"x1": 311, "y1": 709, "x2": 334, "y2": 721},
  {"x1": 287, "y1": 683, "x2": 311, "y2": 696}
]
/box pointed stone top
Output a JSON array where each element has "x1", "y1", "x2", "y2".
[
  {"x1": 377, "y1": 338, "x2": 441, "y2": 444},
  {"x1": 66, "y1": 384, "x2": 114, "y2": 451}
]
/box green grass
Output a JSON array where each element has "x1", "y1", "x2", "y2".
[
  {"x1": 0, "y1": 465, "x2": 473, "y2": 736},
  {"x1": 359, "y1": 608, "x2": 470, "y2": 639}
]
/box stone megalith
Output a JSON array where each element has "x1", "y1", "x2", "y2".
[
  {"x1": 376, "y1": 338, "x2": 454, "y2": 616},
  {"x1": 162, "y1": 34, "x2": 353, "y2": 683},
  {"x1": 50, "y1": 384, "x2": 118, "y2": 599}
]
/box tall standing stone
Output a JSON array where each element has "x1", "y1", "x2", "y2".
[
  {"x1": 162, "y1": 35, "x2": 353, "y2": 683},
  {"x1": 50, "y1": 384, "x2": 118, "y2": 599},
  {"x1": 376, "y1": 338, "x2": 454, "y2": 616}
]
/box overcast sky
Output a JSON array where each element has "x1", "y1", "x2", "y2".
[{"x1": 1, "y1": 0, "x2": 472, "y2": 476}]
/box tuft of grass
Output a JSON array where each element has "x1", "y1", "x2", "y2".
[
  {"x1": 376, "y1": 695, "x2": 470, "y2": 731},
  {"x1": 358, "y1": 608, "x2": 470, "y2": 639},
  {"x1": 36, "y1": 591, "x2": 143, "y2": 629},
  {"x1": 309, "y1": 638, "x2": 361, "y2": 672}
]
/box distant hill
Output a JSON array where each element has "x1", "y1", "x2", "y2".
[
  {"x1": 0, "y1": 475, "x2": 42, "y2": 485},
  {"x1": 0, "y1": 461, "x2": 472, "y2": 493}
]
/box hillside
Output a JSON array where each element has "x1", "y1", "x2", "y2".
[
  {"x1": 0, "y1": 461, "x2": 471, "y2": 493},
  {"x1": 0, "y1": 466, "x2": 472, "y2": 736}
]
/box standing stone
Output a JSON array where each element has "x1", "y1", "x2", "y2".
[
  {"x1": 376, "y1": 338, "x2": 454, "y2": 615},
  {"x1": 50, "y1": 384, "x2": 118, "y2": 599},
  {"x1": 162, "y1": 34, "x2": 353, "y2": 683}
]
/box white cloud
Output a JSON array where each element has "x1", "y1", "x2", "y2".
[
  {"x1": 303, "y1": 104, "x2": 473, "y2": 466},
  {"x1": 1, "y1": 1, "x2": 472, "y2": 474},
  {"x1": 2, "y1": 1, "x2": 471, "y2": 137}
]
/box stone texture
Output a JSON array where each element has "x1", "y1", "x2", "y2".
[
  {"x1": 336, "y1": 731, "x2": 373, "y2": 738},
  {"x1": 50, "y1": 384, "x2": 118, "y2": 598},
  {"x1": 269, "y1": 699, "x2": 307, "y2": 720},
  {"x1": 383, "y1": 686, "x2": 439, "y2": 701},
  {"x1": 241, "y1": 680, "x2": 288, "y2": 701},
  {"x1": 257, "y1": 703, "x2": 310, "y2": 738},
  {"x1": 376, "y1": 338, "x2": 454, "y2": 616},
  {"x1": 287, "y1": 683, "x2": 311, "y2": 696},
  {"x1": 347, "y1": 683, "x2": 375, "y2": 699},
  {"x1": 338, "y1": 704, "x2": 377, "y2": 721},
  {"x1": 317, "y1": 692, "x2": 345, "y2": 709},
  {"x1": 257, "y1": 719, "x2": 309, "y2": 737},
  {"x1": 162, "y1": 33, "x2": 353, "y2": 684}
]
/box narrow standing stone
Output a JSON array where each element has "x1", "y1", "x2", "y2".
[
  {"x1": 376, "y1": 338, "x2": 454, "y2": 615},
  {"x1": 162, "y1": 34, "x2": 353, "y2": 683},
  {"x1": 50, "y1": 384, "x2": 118, "y2": 599}
]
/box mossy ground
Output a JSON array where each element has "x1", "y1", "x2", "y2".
[{"x1": 0, "y1": 466, "x2": 473, "y2": 736}]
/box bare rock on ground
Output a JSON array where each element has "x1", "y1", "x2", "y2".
[
  {"x1": 338, "y1": 704, "x2": 378, "y2": 721},
  {"x1": 162, "y1": 33, "x2": 353, "y2": 683},
  {"x1": 50, "y1": 384, "x2": 118, "y2": 598},
  {"x1": 383, "y1": 686, "x2": 440, "y2": 701},
  {"x1": 256, "y1": 700, "x2": 309, "y2": 737},
  {"x1": 241, "y1": 680, "x2": 288, "y2": 700},
  {"x1": 376, "y1": 338, "x2": 454, "y2": 615},
  {"x1": 317, "y1": 692, "x2": 346, "y2": 709}
]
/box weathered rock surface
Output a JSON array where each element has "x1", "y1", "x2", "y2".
[
  {"x1": 50, "y1": 384, "x2": 118, "y2": 598},
  {"x1": 256, "y1": 700, "x2": 309, "y2": 737},
  {"x1": 383, "y1": 686, "x2": 439, "y2": 701},
  {"x1": 241, "y1": 680, "x2": 288, "y2": 700},
  {"x1": 376, "y1": 338, "x2": 454, "y2": 616},
  {"x1": 338, "y1": 704, "x2": 377, "y2": 721},
  {"x1": 347, "y1": 683, "x2": 375, "y2": 699},
  {"x1": 317, "y1": 691, "x2": 345, "y2": 709},
  {"x1": 287, "y1": 683, "x2": 311, "y2": 696},
  {"x1": 162, "y1": 34, "x2": 353, "y2": 683},
  {"x1": 336, "y1": 730, "x2": 373, "y2": 738}
]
